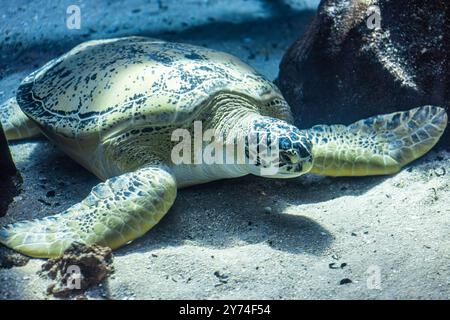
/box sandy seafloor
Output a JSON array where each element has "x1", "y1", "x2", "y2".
[{"x1": 0, "y1": 0, "x2": 449, "y2": 299}]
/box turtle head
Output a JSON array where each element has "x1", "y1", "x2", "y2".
[{"x1": 245, "y1": 117, "x2": 313, "y2": 177}]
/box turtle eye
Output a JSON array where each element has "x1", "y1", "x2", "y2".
[{"x1": 293, "y1": 141, "x2": 312, "y2": 159}]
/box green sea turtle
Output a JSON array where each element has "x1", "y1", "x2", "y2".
[{"x1": 0, "y1": 37, "x2": 447, "y2": 258}]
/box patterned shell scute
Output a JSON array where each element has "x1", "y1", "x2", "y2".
[{"x1": 16, "y1": 36, "x2": 280, "y2": 140}]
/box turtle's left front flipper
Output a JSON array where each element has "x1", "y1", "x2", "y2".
[
  {"x1": 0, "y1": 166, "x2": 177, "y2": 258},
  {"x1": 307, "y1": 106, "x2": 448, "y2": 177}
]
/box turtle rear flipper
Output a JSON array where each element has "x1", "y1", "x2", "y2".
[
  {"x1": 307, "y1": 106, "x2": 448, "y2": 176},
  {"x1": 0, "y1": 98, "x2": 41, "y2": 140},
  {"x1": 0, "y1": 166, "x2": 176, "y2": 258}
]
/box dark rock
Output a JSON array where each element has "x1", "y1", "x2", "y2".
[
  {"x1": 0, "y1": 122, "x2": 16, "y2": 175},
  {"x1": 0, "y1": 122, "x2": 22, "y2": 217},
  {"x1": 278, "y1": 0, "x2": 449, "y2": 148}
]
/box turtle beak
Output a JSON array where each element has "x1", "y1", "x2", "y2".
[{"x1": 277, "y1": 149, "x2": 313, "y2": 177}]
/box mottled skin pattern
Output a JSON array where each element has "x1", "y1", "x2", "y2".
[
  {"x1": 2, "y1": 167, "x2": 176, "y2": 258},
  {"x1": 308, "y1": 106, "x2": 448, "y2": 176},
  {"x1": 0, "y1": 37, "x2": 447, "y2": 258}
]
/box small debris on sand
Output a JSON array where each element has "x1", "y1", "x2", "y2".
[
  {"x1": 39, "y1": 242, "x2": 113, "y2": 298},
  {"x1": 263, "y1": 206, "x2": 272, "y2": 214},
  {"x1": 214, "y1": 270, "x2": 229, "y2": 285},
  {"x1": 339, "y1": 278, "x2": 352, "y2": 285}
]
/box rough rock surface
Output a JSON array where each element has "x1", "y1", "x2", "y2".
[
  {"x1": 0, "y1": 123, "x2": 21, "y2": 217},
  {"x1": 278, "y1": 0, "x2": 450, "y2": 148},
  {"x1": 39, "y1": 243, "x2": 113, "y2": 298}
]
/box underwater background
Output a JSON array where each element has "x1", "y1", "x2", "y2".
[{"x1": 0, "y1": 0, "x2": 449, "y2": 300}]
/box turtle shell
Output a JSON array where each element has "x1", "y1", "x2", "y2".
[{"x1": 17, "y1": 36, "x2": 283, "y2": 141}]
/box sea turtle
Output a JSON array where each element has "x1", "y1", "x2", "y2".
[{"x1": 0, "y1": 37, "x2": 447, "y2": 258}]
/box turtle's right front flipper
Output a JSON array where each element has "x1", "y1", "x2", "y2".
[
  {"x1": 0, "y1": 166, "x2": 176, "y2": 258},
  {"x1": 307, "y1": 106, "x2": 448, "y2": 176},
  {"x1": 0, "y1": 97, "x2": 41, "y2": 140}
]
